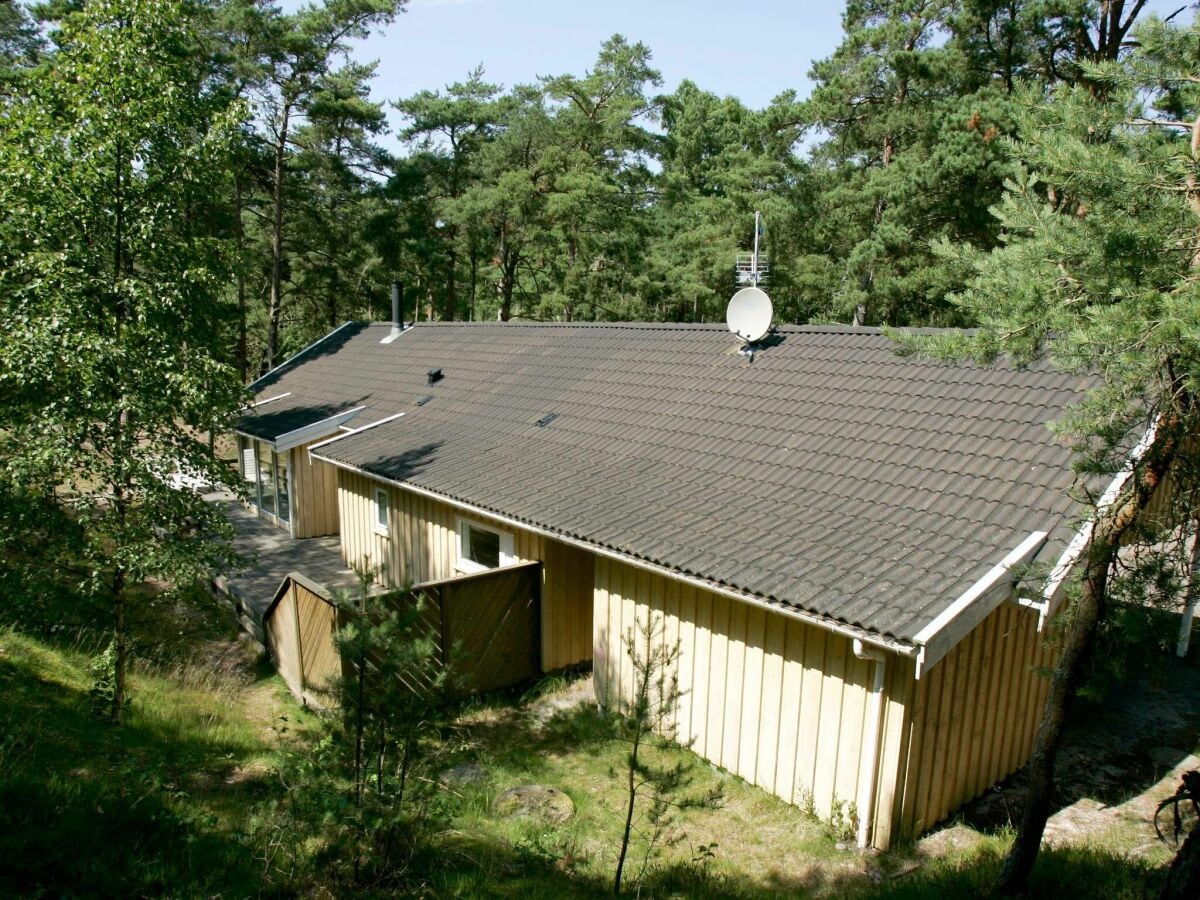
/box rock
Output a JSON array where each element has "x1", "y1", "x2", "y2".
[
  {"x1": 441, "y1": 761, "x2": 488, "y2": 787},
  {"x1": 1149, "y1": 746, "x2": 1188, "y2": 769},
  {"x1": 1042, "y1": 797, "x2": 1107, "y2": 846},
  {"x1": 917, "y1": 823, "x2": 984, "y2": 858},
  {"x1": 492, "y1": 784, "x2": 575, "y2": 824}
]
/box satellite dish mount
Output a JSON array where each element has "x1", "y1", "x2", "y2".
[{"x1": 727, "y1": 212, "x2": 774, "y2": 354}]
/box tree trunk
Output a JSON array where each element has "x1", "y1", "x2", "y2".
[
  {"x1": 235, "y1": 177, "x2": 248, "y2": 383},
  {"x1": 997, "y1": 425, "x2": 1179, "y2": 893},
  {"x1": 111, "y1": 563, "x2": 127, "y2": 724},
  {"x1": 445, "y1": 239, "x2": 457, "y2": 321},
  {"x1": 614, "y1": 727, "x2": 641, "y2": 895},
  {"x1": 499, "y1": 254, "x2": 517, "y2": 321},
  {"x1": 469, "y1": 246, "x2": 478, "y2": 322},
  {"x1": 996, "y1": 540, "x2": 1112, "y2": 891},
  {"x1": 266, "y1": 102, "x2": 291, "y2": 372},
  {"x1": 1161, "y1": 776, "x2": 1200, "y2": 900}
]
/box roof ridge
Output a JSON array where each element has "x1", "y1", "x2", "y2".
[{"x1": 360, "y1": 319, "x2": 973, "y2": 337}]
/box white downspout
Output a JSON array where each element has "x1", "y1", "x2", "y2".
[
  {"x1": 853, "y1": 639, "x2": 887, "y2": 850},
  {"x1": 1178, "y1": 525, "x2": 1200, "y2": 657}
]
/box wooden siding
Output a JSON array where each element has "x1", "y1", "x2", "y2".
[
  {"x1": 264, "y1": 580, "x2": 343, "y2": 706},
  {"x1": 891, "y1": 601, "x2": 1055, "y2": 840},
  {"x1": 337, "y1": 471, "x2": 591, "y2": 671},
  {"x1": 266, "y1": 583, "x2": 303, "y2": 699},
  {"x1": 295, "y1": 583, "x2": 342, "y2": 697},
  {"x1": 291, "y1": 442, "x2": 340, "y2": 538},
  {"x1": 592, "y1": 555, "x2": 912, "y2": 847}
]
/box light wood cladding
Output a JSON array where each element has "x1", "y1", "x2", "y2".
[
  {"x1": 337, "y1": 471, "x2": 591, "y2": 671},
  {"x1": 292, "y1": 443, "x2": 341, "y2": 538}
]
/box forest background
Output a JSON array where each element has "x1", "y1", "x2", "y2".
[{"x1": 5, "y1": 0, "x2": 1185, "y2": 380}]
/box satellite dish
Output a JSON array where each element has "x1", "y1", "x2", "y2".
[{"x1": 726, "y1": 287, "x2": 773, "y2": 343}]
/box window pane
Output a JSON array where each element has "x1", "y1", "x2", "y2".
[
  {"x1": 275, "y1": 452, "x2": 289, "y2": 523},
  {"x1": 258, "y1": 443, "x2": 275, "y2": 515},
  {"x1": 467, "y1": 525, "x2": 500, "y2": 569},
  {"x1": 239, "y1": 436, "x2": 255, "y2": 483},
  {"x1": 375, "y1": 491, "x2": 389, "y2": 529}
]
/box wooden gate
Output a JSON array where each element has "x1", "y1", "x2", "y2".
[
  {"x1": 435, "y1": 563, "x2": 542, "y2": 694},
  {"x1": 263, "y1": 562, "x2": 542, "y2": 707}
]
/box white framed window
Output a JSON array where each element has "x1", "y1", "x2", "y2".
[
  {"x1": 373, "y1": 488, "x2": 390, "y2": 536},
  {"x1": 456, "y1": 517, "x2": 514, "y2": 574}
]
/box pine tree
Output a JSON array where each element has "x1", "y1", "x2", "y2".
[{"x1": 904, "y1": 13, "x2": 1200, "y2": 890}]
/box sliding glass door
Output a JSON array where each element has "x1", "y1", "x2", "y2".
[{"x1": 236, "y1": 436, "x2": 289, "y2": 525}]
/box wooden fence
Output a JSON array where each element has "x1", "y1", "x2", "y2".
[{"x1": 264, "y1": 562, "x2": 543, "y2": 708}]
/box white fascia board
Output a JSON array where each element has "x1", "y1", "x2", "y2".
[
  {"x1": 913, "y1": 530, "x2": 1049, "y2": 678},
  {"x1": 242, "y1": 392, "x2": 291, "y2": 411},
  {"x1": 1030, "y1": 420, "x2": 1160, "y2": 629},
  {"x1": 308, "y1": 452, "x2": 916, "y2": 657},
  {"x1": 273, "y1": 406, "x2": 366, "y2": 453},
  {"x1": 305, "y1": 412, "x2": 406, "y2": 458},
  {"x1": 247, "y1": 321, "x2": 356, "y2": 391}
]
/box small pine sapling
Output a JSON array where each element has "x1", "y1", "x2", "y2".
[{"x1": 612, "y1": 613, "x2": 722, "y2": 895}]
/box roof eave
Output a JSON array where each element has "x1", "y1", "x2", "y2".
[
  {"x1": 308, "y1": 448, "x2": 920, "y2": 658},
  {"x1": 911, "y1": 530, "x2": 1049, "y2": 679}
]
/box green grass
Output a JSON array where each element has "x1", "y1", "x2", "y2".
[
  {"x1": 860, "y1": 833, "x2": 1164, "y2": 899},
  {"x1": 425, "y1": 680, "x2": 843, "y2": 896},
  {"x1": 0, "y1": 593, "x2": 1177, "y2": 897},
  {"x1": 0, "y1": 585, "x2": 321, "y2": 898}
]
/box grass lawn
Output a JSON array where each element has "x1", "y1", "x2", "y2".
[{"x1": 0, "y1": 585, "x2": 1177, "y2": 898}]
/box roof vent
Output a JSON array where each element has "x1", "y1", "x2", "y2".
[
  {"x1": 535, "y1": 413, "x2": 558, "y2": 427},
  {"x1": 415, "y1": 395, "x2": 433, "y2": 407},
  {"x1": 427, "y1": 368, "x2": 443, "y2": 385}
]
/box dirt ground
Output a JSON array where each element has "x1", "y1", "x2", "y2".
[{"x1": 943, "y1": 650, "x2": 1200, "y2": 860}]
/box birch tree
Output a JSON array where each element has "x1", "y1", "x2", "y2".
[{"x1": 0, "y1": 0, "x2": 245, "y2": 722}]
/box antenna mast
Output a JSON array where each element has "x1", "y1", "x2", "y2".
[{"x1": 735, "y1": 211, "x2": 768, "y2": 287}]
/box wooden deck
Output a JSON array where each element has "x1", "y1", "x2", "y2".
[{"x1": 209, "y1": 493, "x2": 358, "y2": 643}]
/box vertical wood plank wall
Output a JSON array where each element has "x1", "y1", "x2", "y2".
[
  {"x1": 266, "y1": 584, "x2": 303, "y2": 700},
  {"x1": 294, "y1": 583, "x2": 342, "y2": 697},
  {"x1": 337, "y1": 471, "x2": 592, "y2": 671},
  {"x1": 592, "y1": 555, "x2": 913, "y2": 847},
  {"x1": 891, "y1": 602, "x2": 1055, "y2": 840},
  {"x1": 291, "y1": 441, "x2": 341, "y2": 538}
]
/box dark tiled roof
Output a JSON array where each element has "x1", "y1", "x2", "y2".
[
  {"x1": 260, "y1": 321, "x2": 1090, "y2": 644},
  {"x1": 238, "y1": 323, "x2": 377, "y2": 440}
]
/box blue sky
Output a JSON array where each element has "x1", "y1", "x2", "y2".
[
  {"x1": 281, "y1": 0, "x2": 1193, "y2": 147},
  {"x1": 360, "y1": 0, "x2": 847, "y2": 109}
]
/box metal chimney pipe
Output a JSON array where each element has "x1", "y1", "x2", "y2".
[{"x1": 390, "y1": 281, "x2": 403, "y2": 338}]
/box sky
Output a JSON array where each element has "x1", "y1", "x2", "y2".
[
  {"x1": 279, "y1": 0, "x2": 846, "y2": 149},
  {"x1": 359, "y1": 0, "x2": 847, "y2": 109},
  {"x1": 282, "y1": 0, "x2": 1193, "y2": 149}
]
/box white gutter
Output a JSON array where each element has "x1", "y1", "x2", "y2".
[
  {"x1": 1178, "y1": 528, "x2": 1200, "y2": 657},
  {"x1": 306, "y1": 412, "x2": 407, "y2": 458},
  {"x1": 247, "y1": 321, "x2": 356, "y2": 391},
  {"x1": 309, "y1": 451, "x2": 915, "y2": 656},
  {"x1": 852, "y1": 639, "x2": 887, "y2": 850},
  {"x1": 244, "y1": 392, "x2": 291, "y2": 410},
  {"x1": 913, "y1": 530, "x2": 1048, "y2": 678},
  {"x1": 1030, "y1": 420, "x2": 1159, "y2": 630},
  {"x1": 272, "y1": 406, "x2": 366, "y2": 453}
]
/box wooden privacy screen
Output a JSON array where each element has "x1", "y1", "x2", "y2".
[
  {"x1": 264, "y1": 562, "x2": 543, "y2": 708},
  {"x1": 438, "y1": 563, "x2": 542, "y2": 694}
]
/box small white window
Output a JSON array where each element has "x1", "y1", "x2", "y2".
[
  {"x1": 374, "y1": 488, "x2": 390, "y2": 536},
  {"x1": 456, "y1": 517, "x2": 513, "y2": 573}
]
